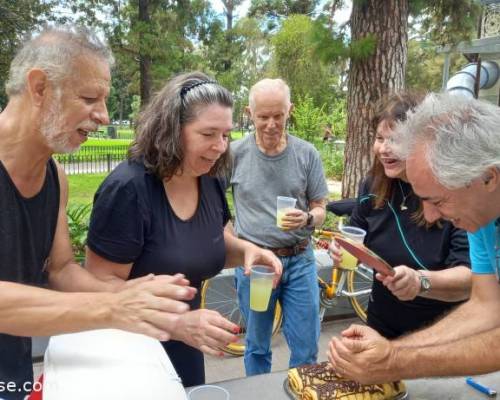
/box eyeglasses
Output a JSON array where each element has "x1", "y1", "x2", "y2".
[{"x1": 495, "y1": 219, "x2": 500, "y2": 283}]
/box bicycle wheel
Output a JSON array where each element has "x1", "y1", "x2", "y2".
[
  {"x1": 346, "y1": 263, "x2": 373, "y2": 322},
  {"x1": 200, "y1": 273, "x2": 283, "y2": 356}
]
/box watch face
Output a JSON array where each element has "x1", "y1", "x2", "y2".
[{"x1": 420, "y1": 275, "x2": 431, "y2": 291}]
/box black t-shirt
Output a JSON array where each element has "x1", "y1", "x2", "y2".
[
  {"x1": 88, "y1": 160, "x2": 230, "y2": 306},
  {"x1": 350, "y1": 177, "x2": 470, "y2": 339},
  {"x1": 0, "y1": 159, "x2": 59, "y2": 400},
  {"x1": 87, "y1": 160, "x2": 231, "y2": 386}
]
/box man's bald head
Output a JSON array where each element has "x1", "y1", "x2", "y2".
[{"x1": 248, "y1": 78, "x2": 291, "y2": 111}]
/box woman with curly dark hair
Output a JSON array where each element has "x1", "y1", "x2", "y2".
[{"x1": 85, "y1": 72, "x2": 282, "y2": 387}]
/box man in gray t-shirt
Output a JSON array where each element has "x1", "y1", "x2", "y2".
[{"x1": 230, "y1": 78, "x2": 328, "y2": 376}]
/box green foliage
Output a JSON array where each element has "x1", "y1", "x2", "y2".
[
  {"x1": 0, "y1": 0, "x2": 55, "y2": 106},
  {"x1": 324, "y1": 97, "x2": 347, "y2": 139},
  {"x1": 410, "y1": 0, "x2": 480, "y2": 46},
  {"x1": 406, "y1": 39, "x2": 468, "y2": 91},
  {"x1": 107, "y1": 65, "x2": 133, "y2": 123},
  {"x1": 271, "y1": 15, "x2": 341, "y2": 107},
  {"x1": 310, "y1": 17, "x2": 349, "y2": 64},
  {"x1": 348, "y1": 34, "x2": 377, "y2": 61},
  {"x1": 129, "y1": 95, "x2": 141, "y2": 124},
  {"x1": 66, "y1": 203, "x2": 92, "y2": 261},
  {"x1": 249, "y1": 0, "x2": 319, "y2": 27},
  {"x1": 201, "y1": 16, "x2": 270, "y2": 123},
  {"x1": 317, "y1": 143, "x2": 344, "y2": 180},
  {"x1": 291, "y1": 95, "x2": 347, "y2": 142},
  {"x1": 292, "y1": 95, "x2": 326, "y2": 142}
]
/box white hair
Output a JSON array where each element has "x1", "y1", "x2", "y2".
[
  {"x1": 394, "y1": 93, "x2": 500, "y2": 189},
  {"x1": 5, "y1": 25, "x2": 114, "y2": 97},
  {"x1": 248, "y1": 78, "x2": 291, "y2": 110}
]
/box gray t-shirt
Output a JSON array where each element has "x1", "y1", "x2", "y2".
[{"x1": 230, "y1": 133, "x2": 328, "y2": 248}]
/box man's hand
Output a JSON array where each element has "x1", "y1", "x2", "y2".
[
  {"x1": 242, "y1": 245, "x2": 283, "y2": 287},
  {"x1": 376, "y1": 266, "x2": 420, "y2": 301},
  {"x1": 109, "y1": 273, "x2": 197, "y2": 341},
  {"x1": 327, "y1": 324, "x2": 399, "y2": 384},
  {"x1": 280, "y1": 209, "x2": 308, "y2": 231},
  {"x1": 172, "y1": 309, "x2": 239, "y2": 357}
]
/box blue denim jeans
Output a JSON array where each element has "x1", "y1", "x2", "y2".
[{"x1": 235, "y1": 244, "x2": 320, "y2": 376}]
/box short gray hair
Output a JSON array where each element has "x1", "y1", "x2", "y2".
[
  {"x1": 5, "y1": 25, "x2": 114, "y2": 97},
  {"x1": 248, "y1": 78, "x2": 291, "y2": 110},
  {"x1": 129, "y1": 71, "x2": 233, "y2": 180},
  {"x1": 395, "y1": 93, "x2": 500, "y2": 189}
]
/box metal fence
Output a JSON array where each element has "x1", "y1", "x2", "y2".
[{"x1": 54, "y1": 145, "x2": 129, "y2": 175}]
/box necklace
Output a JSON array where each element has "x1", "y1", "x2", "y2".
[{"x1": 398, "y1": 180, "x2": 410, "y2": 211}]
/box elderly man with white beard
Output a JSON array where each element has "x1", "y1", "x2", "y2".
[{"x1": 0, "y1": 26, "x2": 196, "y2": 400}]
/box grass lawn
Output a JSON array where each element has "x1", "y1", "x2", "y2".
[
  {"x1": 83, "y1": 138, "x2": 132, "y2": 147},
  {"x1": 67, "y1": 172, "x2": 238, "y2": 218},
  {"x1": 231, "y1": 130, "x2": 245, "y2": 141},
  {"x1": 67, "y1": 165, "x2": 339, "y2": 229},
  {"x1": 67, "y1": 173, "x2": 107, "y2": 206}
]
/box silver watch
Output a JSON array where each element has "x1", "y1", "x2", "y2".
[{"x1": 419, "y1": 272, "x2": 431, "y2": 293}]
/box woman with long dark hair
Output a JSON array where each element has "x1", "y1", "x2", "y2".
[{"x1": 329, "y1": 92, "x2": 471, "y2": 338}]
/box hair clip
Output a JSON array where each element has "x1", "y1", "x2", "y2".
[{"x1": 180, "y1": 80, "x2": 217, "y2": 98}]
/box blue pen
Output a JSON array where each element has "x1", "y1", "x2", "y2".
[{"x1": 466, "y1": 377, "x2": 497, "y2": 397}]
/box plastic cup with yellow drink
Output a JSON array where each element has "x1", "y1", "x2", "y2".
[
  {"x1": 339, "y1": 226, "x2": 367, "y2": 270},
  {"x1": 276, "y1": 196, "x2": 297, "y2": 229},
  {"x1": 249, "y1": 265, "x2": 275, "y2": 312}
]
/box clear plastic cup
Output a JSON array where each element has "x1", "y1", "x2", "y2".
[
  {"x1": 187, "y1": 384, "x2": 230, "y2": 400},
  {"x1": 276, "y1": 196, "x2": 297, "y2": 228},
  {"x1": 339, "y1": 226, "x2": 367, "y2": 270},
  {"x1": 249, "y1": 265, "x2": 275, "y2": 312}
]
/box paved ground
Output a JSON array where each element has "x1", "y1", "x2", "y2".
[{"x1": 327, "y1": 179, "x2": 342, "y2": 196}]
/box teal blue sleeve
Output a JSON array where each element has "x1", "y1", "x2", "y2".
[{"x1": 468, "y1": 221, "x2": 496, "y2": 274}]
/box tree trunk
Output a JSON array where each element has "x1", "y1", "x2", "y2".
[
  {"x1": 342, "y1": 0, "x2": 409, "y2": 198},
  {"x1": 139, "y1": 0, "x2": 152, "y2": 105},
  {"x1": 223, "y1": 0, "x2": 235, "y2": 71}
]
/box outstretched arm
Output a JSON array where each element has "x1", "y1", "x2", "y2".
[
  {"x1": 376, "y1": 265, "x2": 471, "y2": 302},
  {"x1": 327, "y1": 274, "x2": 500, "y2": 383},
  {"x1": 0, "y1": 164, "x2": 194, "y2": 340},
  {"x1": 395, "y1": 274, "x2": 500, "y2": 347}
]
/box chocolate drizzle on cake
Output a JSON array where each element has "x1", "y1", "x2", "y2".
[
  {"x1": 296, "y1": 362, "x2": 339, "y2": 381},
  {"x1": 288, "y1": 362, "x2": 406, "y2": 400},
  {"x1": 313, "y1": 380, "x2": 383, "y2": 398}
]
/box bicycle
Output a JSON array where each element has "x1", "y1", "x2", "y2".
[{"x1": 200, "y1": 228, "x2": 373, "y2": 356}]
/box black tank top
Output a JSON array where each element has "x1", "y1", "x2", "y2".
[{"x1": 0, "y1": 158, "x2": 59, "y2": 399}]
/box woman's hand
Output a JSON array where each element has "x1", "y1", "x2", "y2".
[
  {"x1": 376, "y1": 265, "x2": 420, "y2": 301},
  {"x1": 172, "y1": 309, "x2": 240, "y2": 357},
  {"x1": 243, "y1": 244, "x2": 283, "y2": 287},
  {"x1": 328, "y1": 239, "x2": 342, "y2": 266}
]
